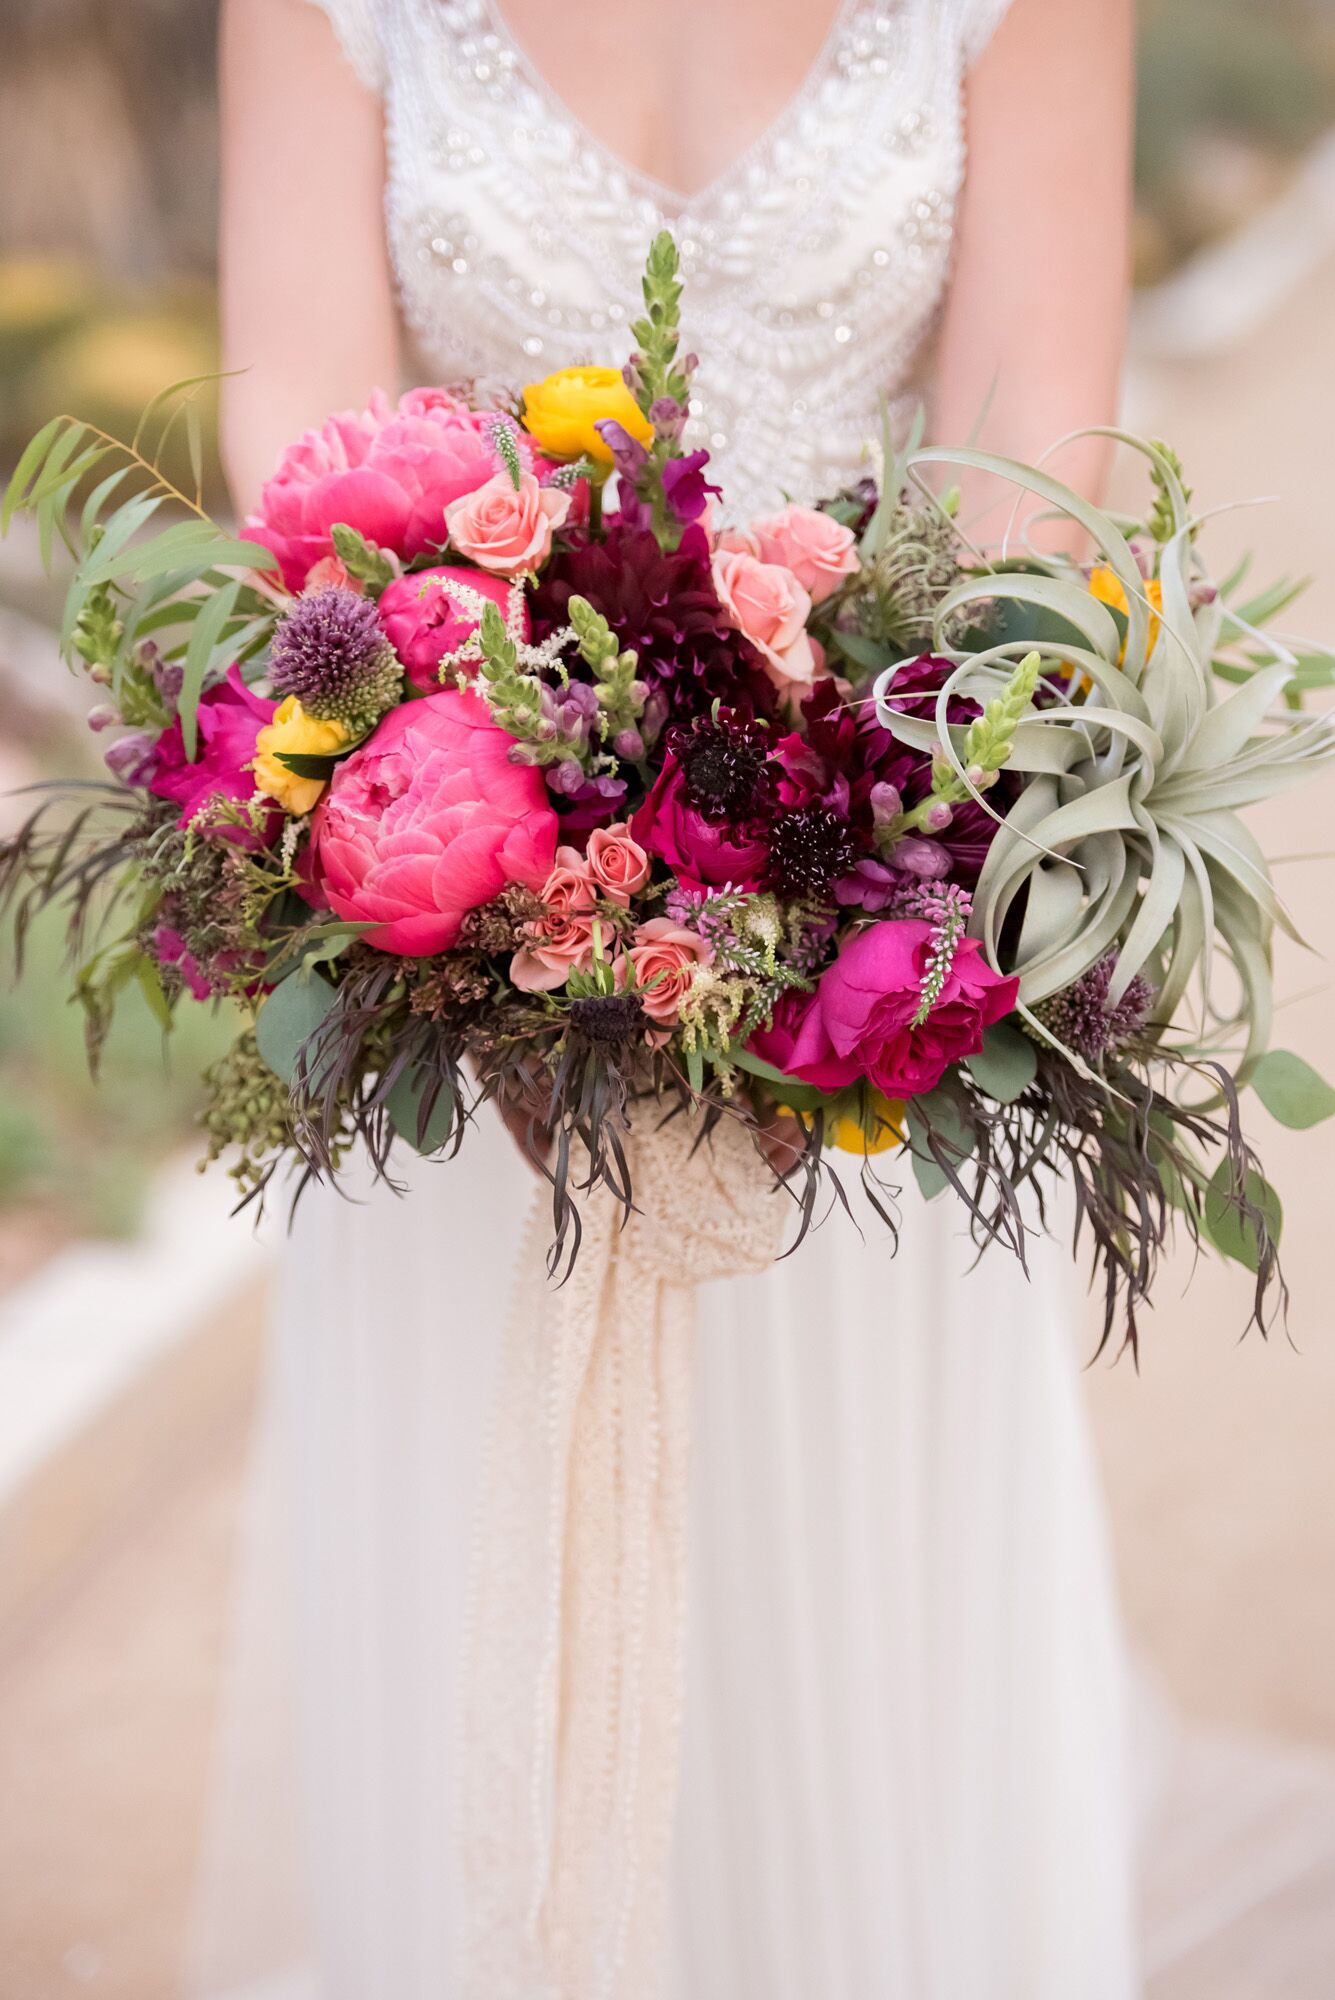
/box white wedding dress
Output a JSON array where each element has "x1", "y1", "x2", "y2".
[{"x1": 189, "y1": 3, "x2": 1141, "y2": 1996}]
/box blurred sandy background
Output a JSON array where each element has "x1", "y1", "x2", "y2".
[{"x1": 2, "y1": 2, "x2": 1335, "y2": 1995}]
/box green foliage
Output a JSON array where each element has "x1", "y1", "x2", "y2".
[
  {"x1": 1250, "y1": 1049, "x2": 1335, "y2": 1129},
  {"x1": 1204, "y1": 1160, "x2": 1283, "y2": 1273},
  {"x1": 386, "y1": 1063, "x2": 456, "y2": 1154},
  {"x1": 331, "y1": 521, "x2": 397, "y2": 593},
  {"x1": 965, "y1": 1021, "x2": 1038, "y2": 1104},
  {"x1": 254, "y1": 967, "x2": 340, "y2": 1086}
]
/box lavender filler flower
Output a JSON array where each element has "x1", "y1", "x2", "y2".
[{"x1": 268, "y1": 586, "x2": 402, "y2": 732}]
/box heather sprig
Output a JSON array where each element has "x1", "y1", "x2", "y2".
[{"x1": 908, "y1": 884, "x2": 970, "y2": 1028}]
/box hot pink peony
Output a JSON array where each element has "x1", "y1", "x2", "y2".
[
  {"x1": 310, "y1": 688, "x2": 558, "y2": 955},
  {"x1": 749, "y1": 921, "x2": 1018, "y2": 1098},
  {"x1": 751, "y1": 504, "x2": 859, "y2": 603},
  {"x1": 377, "y1": 565, "x2": 524, "y2": 692},
  {"x1": 149, "y1": 663, "x2": 276, "y2": 829},
  {"x1": 247, "y1": 390, "x2": 527, "y2": 592},
  {"x1": 444, "y1": 470, "x2": 571, "y2": 575}
]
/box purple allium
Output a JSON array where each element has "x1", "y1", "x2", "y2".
[
  {"x1": 1041, "y1": 952, "x2": 1156, "y2": 1065},
  {"x1": 765, "y1": 804, "x2": 861, "y2": 901},
  {"x1": 268, "y1": 586, "x2": 402, "y2": 728}
]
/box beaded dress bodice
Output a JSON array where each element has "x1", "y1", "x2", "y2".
[{"x1": 315, "y1": 0, "x2": 1009, "y2": 510}]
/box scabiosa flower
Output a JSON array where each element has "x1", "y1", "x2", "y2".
[
  {"x1": 673, "y1": 712, "x2": 777, "y2": 822},
  {"x1": 530, "y1": 522, "x2": 776, "y2": 724},
  {"x1": 765, "y1": 803, "x2": 861, "y2": 901},
  {"x1": 1038, "y1": 953, "x2": 1156, "y2": 1065},
  {"x1": 268, "y1": 586, "x2": 402, "y2": 732}
]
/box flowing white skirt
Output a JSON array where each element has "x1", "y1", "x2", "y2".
[{"x1": 189, "y1": 1108, "x2": 1139, "y2": 2000}]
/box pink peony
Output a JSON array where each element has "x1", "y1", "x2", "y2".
[
  {"x1": 584, "y1": 820, "x2": 650, "y2": 906},
  {"x1": 310, "y1": 688, "x2": 558, "y2": 955},
  {"x1": 710, "y1": 547, "x2": 819, "y2": 694},
  {"x1": 444, "y1": 470, "x2": 571, "y2": 575},
  {"x1": 377, "y1": 565, "x2": 524, "y2": 692},
  {"x1": 749, "y1": 921, "x2": 1018, "y2": 1098},
  {"x1": 149, "y1": 663, "x2": 276, "y2": 828},
  {"x1": 751, "y1": 504, "x2": 859, "y2": 604},
  {"x1": 510, "y1": 848, "x2": 598, "y2": 992},
  {"x1": 631, "y1": 757, "x2": 770, "y2": 891},
  {"x1": 247, "y1": 390, "x2": 525, "y2": 592},
  {"x1": 628, "y1": 918, "x2": 713, "y2": 1027}
]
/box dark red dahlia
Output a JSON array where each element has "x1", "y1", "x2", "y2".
[{"x1": 530, "y1": 522, "x2": 776, "y2": 725}]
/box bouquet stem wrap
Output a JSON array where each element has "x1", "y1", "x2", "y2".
[{"x1": 459, "y1": 1114, "x2": 784, "y2": 1999}]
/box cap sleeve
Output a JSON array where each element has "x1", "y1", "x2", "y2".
[
  {"x1": 307, "y1": 0, "x2": 385, "y2": 93},
  {"x1": 957, "y1": 0, "x2": 1015, "y2": 66}
]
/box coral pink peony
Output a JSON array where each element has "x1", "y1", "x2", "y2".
[
  {"x1": 149, "y1": 664, "x2": 276, "y2": 829},
  {"x1": 583, "y1": 821, "x2": 650, "y2": 905},
  {"x1": 752, "y1": 504, "x2": 859, "y2": 604},
  {"x1": 246, "y1": 390, "x2": 530, "y2": 592},
  {"x1": 310, "y1": 688, "x2": 558, "y2": 955},
  {"x1": 710, "y1": 548, "x2": 819, "y2": 694},
  {"x1": 628, "y1": 918, "x2": 713, "y2": 1026},
  {"x1": 444, "y1": 470, "x2": 571, "y2": 575},
  {"x1": 509, "y1": 848, "x2": 599, "y2": 992},
  {"x1": 377, "y1": 565, "x2": 523, "y2": 692},
  {"x1": 749, "y1": 921, "x2": 1018, "y2": 1098}
]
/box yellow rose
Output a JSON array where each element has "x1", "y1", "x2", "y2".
[
  {"x1": 520, "y1": 366, "x2": 654, "y2": 467},
  {"x1": 1088, "y1": 564, "x2": 1163, "y2": 662},
  {"x1": 252, "y1": 697, "x2": 349, "y2": 816}
]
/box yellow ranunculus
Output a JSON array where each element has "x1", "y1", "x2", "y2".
[
  {"x1": 781, "y1": 1090, "x2": 906, "y2": 1156},
  {"x1": 1088, "y1": 564, "x2": 1163, "y2": 662},
  {"x1": 252, "y1": 697, "x2": 349, "y2": 816},
  {"x1": 520, "y1": 365, "x2": 654, "y2": 467}
]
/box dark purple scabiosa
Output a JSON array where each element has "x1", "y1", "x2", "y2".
[
  {"x1": 672, "y1": 711, "x2": 778, "y2": 822},
  {"x1": 765, "y1": 803, "x2": 861, "y2": 902},
  {"x1": 530, "y1": 522, "x2": 776, "y2": 725},
  {"x1": 268, "y1": 586, "x2": 402, "y2": 731},
  {"x1": 1038, "y1": 952, "x2": 1157, "y2": 1065}
]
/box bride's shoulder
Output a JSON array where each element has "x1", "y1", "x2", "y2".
[
  {"x1": 306, "y1": 0, "x2": 389, "y2": 93},
  {"x1": 946, "y1": 0, "x2": 1016, "y2": 66}
]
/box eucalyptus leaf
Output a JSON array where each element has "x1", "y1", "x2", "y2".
[
  {"x1": 255, "y1": 969, "x2": 340, "y2": 1087},
  {"x1": 386, "y1": 1065, "x2": 456, "y2": 1155},
  {"x1": 965, "y1": 1020, "x2": 1038, "y2": 1103},
  {"x1": 1203, "y1": 1162, "x2": 1282, "y2": 1274},
  {"x1": 1251, "y1": 1050, "x2": 1335, "y2": 1129}
]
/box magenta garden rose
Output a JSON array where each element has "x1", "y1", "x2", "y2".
[
  {"x1": 750, "y1": 920, "x2": 1019, "y2": 1099},
  {"x1": 311, "y1": 687, "x2": 559, "y2": 955},
  {"x1": 631, "y1": 753, "x2": 771, "y2": 890},
  {"x1": 246, "y1": 390, "x2": 526, "y2": 592},
  {"x1": 149, "y1": 663, "x2": 276, "y2": 829},
  {"x1": 377, "y1": 565, "x2": 525, "y2": 693}
]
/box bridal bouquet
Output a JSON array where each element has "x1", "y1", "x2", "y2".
[{"x1": 5, "y1": 234, "x2": 1334, "y2": 1341}]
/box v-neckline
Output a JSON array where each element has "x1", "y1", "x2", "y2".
[{"x1": 483, "y1": 0, "x2": 861, "y2": 217}]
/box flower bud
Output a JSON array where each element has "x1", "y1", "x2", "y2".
[
  {"x1": 888, "y1": 835, "x2": 951, "y2": 881},
  {"x1": 869, "y1": 780, "x2": 902, "y2": 826},
  {"x1": 86, "y1": 704, "x2": 119, "y2": 733},
  {"x1": 923, "y1": 799, "x2": 954, "y2": 833},
  {"x1": 612, "y1": 727, "x2": 645, "y2": 761}
]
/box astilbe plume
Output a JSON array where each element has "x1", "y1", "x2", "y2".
[
  {"x1": 530, "y1": 523, "x2": 776, "y2": 724},
  {"x1": 268, "y1": 586, "x2": 403, "y2": 730}
]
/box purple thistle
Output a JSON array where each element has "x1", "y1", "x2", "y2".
[
  {"x1": 1041, "y1": 952, "x2": 1156, "y2": 1065},
  {"x1": 268, "y1": 586, "x2": 401, "y2": 726}
]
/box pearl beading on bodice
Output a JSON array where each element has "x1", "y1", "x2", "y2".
[{"x1": 313, "y1": 0, "x2": 1008, "y2": 513}]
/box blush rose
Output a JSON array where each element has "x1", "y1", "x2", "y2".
[
  {"x1": 444, "y1": 469, "x2": 572, "y2": 575},
  {"x1": 710, "y1": 547, "x2": 819, "y2": 694},
  {"x1": 627, "y1": 918, "x2": 714, "y2": 1027},
  {"x1": 751, "y1": 503, "x2": 859, "y2": 604}
]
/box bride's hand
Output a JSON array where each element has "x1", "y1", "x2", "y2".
[{"x1": 753, "y1": 1104, "x2": 807, "y2": 1179}]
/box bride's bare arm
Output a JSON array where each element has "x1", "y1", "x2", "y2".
[
  {"x1": 218, "y1": 0, "x2": 399, "y2": 508},
  {"x1": 933, "y1": 0, "x2": 1134, "y2": 520}
]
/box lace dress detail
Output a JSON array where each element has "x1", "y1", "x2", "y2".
[{"x1": 309, "y1": 0, "x2": 1009, "y2": 514}]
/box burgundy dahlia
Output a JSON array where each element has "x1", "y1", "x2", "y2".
[{"x1": 530, "y1": 522, "x2": 775, "y2": 725}]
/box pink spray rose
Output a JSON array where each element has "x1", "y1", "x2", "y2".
[
  {"x1": 751, "y1": 504, "x2": 859, "y2": 604},
  {"x1": 247, "y1": 390, "x2": 525, "y2": 591},
  {"x1": 510, "y1": 848, "x2": 599, "y2": 992},
  {"x1": 444, "y1": 470, "x2": 571, "y2": 576},
  {"x1": 710, "y1": 547, "x2": 819, "y2": 694},
  {"x1": 149, "y1": 663, "x2": 276, "y2": 829},
  {"x1": 584, "y1": 820, "x2": 651, "y2": 905},
  {"x1": 631, "y1": 756, "x2": 770, "y2": 891},
  {"x1": 310, "y1": 687, "x2": 558, "y2": 955},
  {"x1": 628, "y1": 918, "x2": 713, "y2": 1027},
  {"x1": 377, "y1": 565, "x2": 524, "y2": 692},
  {"x1": 748, "y1": 921, "x2": 1018, "y2": 1098}
]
